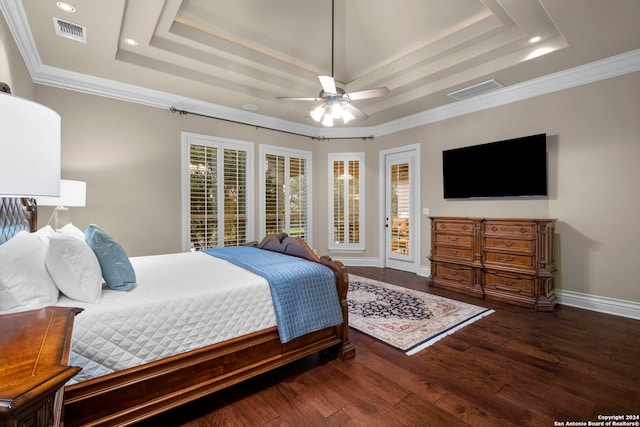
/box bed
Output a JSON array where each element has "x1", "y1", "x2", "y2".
[{"x1": 0, "y1": 197, "x2": 355, "y2": 427}]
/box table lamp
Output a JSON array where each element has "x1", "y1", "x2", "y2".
[{"x1": 38, "y1": 179, "x2": 86, "y2": 229}]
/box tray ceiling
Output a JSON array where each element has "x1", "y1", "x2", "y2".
[{"x1": 4, "y1": 0, "x2": 640, "y2": 136}]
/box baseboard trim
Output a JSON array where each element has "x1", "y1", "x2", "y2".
[
  {"x1": 556, "y1": 290, "x2": 640, "y2": 320},
  {"x1": 338, "y1": 257, "x2": 383, "y2": 268},
  {"x1": 340, "y1": 259, "x2": 432, "y2": 277},
  {"x1": 418, "y1": 266, "x2": 430, "y2": 278}
]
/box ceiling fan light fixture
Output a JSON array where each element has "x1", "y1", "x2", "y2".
[
  {"x1": 331, "y1": 102, "x2": 344, "y2": 119},
  {"x1": 311, "y1": 101, "x2": 357, "y2": 126},
  {"x1": 310, "y1": 105, "x2": 325, "y2": 122},
  {"x1": 280, "y1": 0, "x2": 388, "y2": 126},
  {"x1": 342, "y1": 110, "x2": 355, "y2": 124}
]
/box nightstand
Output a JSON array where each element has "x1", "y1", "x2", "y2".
[{"x1": 0, "y1": 307, "x2": 82, "y2": 427}]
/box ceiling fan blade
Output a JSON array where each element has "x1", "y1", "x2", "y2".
[
  {"x1": 318, "y1": 75, "x2": 337, "y2": 94},
  {"x1": 344, "y1": 102, "x2": 369, "y2": 121},
  {"x1": 347, "y1": 87, "x2": 390, "y2": 101},
  {"x1": 276, "y1": 96, "x2": 321, "y2": 101}
]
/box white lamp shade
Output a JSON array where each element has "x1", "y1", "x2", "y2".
[
  {"x1": 38, "y1": 179, "x2": 86, "y2": 207},
  {"x1": 0, "y1": 94, "x2": 61, "y2": 197}
]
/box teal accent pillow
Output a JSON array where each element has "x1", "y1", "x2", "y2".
[{"x1": 85, "y1": 224, "x2": 137, "y2": 291}]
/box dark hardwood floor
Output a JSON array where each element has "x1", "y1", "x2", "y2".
[{"x1": 137, "y1": 267, "x2": 640, "y2": 426}]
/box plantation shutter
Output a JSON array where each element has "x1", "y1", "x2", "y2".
[
  {"x1": 189, "y1": 143, "x2": 218, "y2": 250},
  {"x1": 264, "y1": 153, "x2": 286, "y2": 236},
  {"x1": 186, "y1": 135, "x2": 251, "y2": 251},
  {"x1": 262, "y1": 147, "x2": 310, "y2": 244},
  {"x1": 222, "y1": 148, "x2": 248, "y2": 246},
  {"x1": 390, "y1": 162, "x2": 410, "y2": 255},
  {"x1": 329, "y1": 153, "x2": 364, "y2": 252},
  {"x1": 288, "y1": 156, "x2": 308, "y2": 241}
]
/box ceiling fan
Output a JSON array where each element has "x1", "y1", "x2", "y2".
[{"x1": 276, "y1": 0, "x2": 390, "y2": 126}]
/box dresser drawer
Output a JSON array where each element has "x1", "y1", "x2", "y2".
[
  {"x1": 433, "y1": 262, "x2": 473, "y2": 284},
  {"x1": 433, "y1": 245, "x2": 474, "y2": 262},
  {"x1": 484, "y1": 251, "x2": 534, "y2": 269},
  {"x1": 484, "y1": 270, "x2": 535, "y2": 296},
  {"x1": 484, "y1": 221, "x2": 535, "y2": 237},
  {"x1": 483, "y1": 237, "x2": 533, "y2": 253},
  {"x1": 434, "y1": 219, "x2": 475, "y2": 234},
  {"x1": 434, "y1": 233, "x2": 473, "y2": 247}
]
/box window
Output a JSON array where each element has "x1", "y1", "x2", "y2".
[
  {"x1": 259, "y1": 145, "x2": 312, "y2": 246},
  {"x1": 329, "y1": 153, "x2": 364, "y2": 252},
  {"x1": 182, "y1": 132, "x2": 253, "y2": 251},
  {"x1": 390, "y1": 161, "x2": 410, "y2": 256}
]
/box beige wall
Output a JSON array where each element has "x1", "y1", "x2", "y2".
[
  {"x1": 4, "y1": 13, "x2": 639, "y2": 303},
  {"x1": 34, "y1": 86, "x2": 310, "y2": 256},
  {"x1": 33, "y1": 72, "x2": 640, "y2": 304},
  {"x1": 373, "y1": 72, "x2": 640, "y2": 302}
]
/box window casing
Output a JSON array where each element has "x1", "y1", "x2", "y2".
[
  {"x1": 259, "y1": 145, "x2": 312, "y2": 247},
  {"x1": 181, "y1": 132, "x2": 253, "y2": 251},
  {"x1": 329, "y1": 153, "x2": 364, "y2": 252}
]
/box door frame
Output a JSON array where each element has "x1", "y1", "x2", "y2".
[{"x1": 378, "y1": 144, "x2": 421, "y2": 273}]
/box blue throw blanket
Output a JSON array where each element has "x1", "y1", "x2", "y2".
[{"x1": 201, "y1": 246, "x2": 343, "y2": 343}]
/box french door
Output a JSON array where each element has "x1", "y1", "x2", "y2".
[{"x1": 381, "y1": 145, "x2": 420, "y2": 272}]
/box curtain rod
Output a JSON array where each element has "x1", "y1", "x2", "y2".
[{"x1": 169, "y1": 107, "x2": 374, "y2": 141}]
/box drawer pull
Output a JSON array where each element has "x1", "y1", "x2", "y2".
[
  {"x1": 499, "y1": 278, "x2": 516, "y2": 286},
  {"x1": 519, "y1": 227, "x2": 527, "y2": 233},
  {"x1": 491, "y1": 226, "x2": 497, "y2": 232},
  {"x1": 449, "y1": 250, "x2": 459, "y2": 256},
  {"x1": 462, "y1": 225, "x2": 468, "y2": 230},
  {"x1": 440, "y1": 224, "x2": 446, "y2": 229},
  {"x1": 488, "y1": 285, "x2": 523, "y2": 294},
  {"x1": 501, "y1": 256, "x2": 515, "y2": 262},
  {"x1": 448, "y1": 237, "x2": 459, "y2": 242},
  {"x1": 501, "y1": 241, "x2": 515, "y2": 247},
  {"x1": 492, "y1": 272, "x2": 523, "y2": 280}
]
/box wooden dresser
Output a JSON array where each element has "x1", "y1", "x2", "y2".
[
  {"x1": 0, "y1": 307, "x2": 82, "y2": 427},
  {"x1": 428, "y1": 216, "x2": 557, "y2": 311}
]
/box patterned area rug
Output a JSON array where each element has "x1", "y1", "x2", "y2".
[{"x1": 348, "y1": 275, "x2": 494, "y2": 355}]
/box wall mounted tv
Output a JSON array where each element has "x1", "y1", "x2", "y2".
[{"x1": 442, "y1": 133, "x2": 548, "y2": 199}]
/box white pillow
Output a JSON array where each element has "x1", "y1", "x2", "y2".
[
  {"x1": 57, "y1": 223, "x2": 86, "y2": 242},
  {"x1": 0, "y1": 231, "x2": 60, "y2": 314},
  {"x1": 35, "y1": 225, "x2": 55, "y2": 245},
  {"x1": 46, "y1": 233, "x2": 103, "y2": 303}
]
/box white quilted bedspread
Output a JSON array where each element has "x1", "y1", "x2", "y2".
[{"x1": 56, "y1": 251, "x2": 277, "y2": 384}]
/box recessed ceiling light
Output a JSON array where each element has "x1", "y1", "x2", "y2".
[
  {"x1": 56, "y1": 2, "x2": 75, "y2": 12},
  {"x1": 243, "y1": 104, "x2": 258, "y2": 111},
  {"x1": 123, "y1": 38, "x2": 138, "y2": 46},
  {"x1": 528, "y1": 36, "x2": 542, "y2": 44}
]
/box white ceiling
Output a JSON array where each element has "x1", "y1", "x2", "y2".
[{"x1": 3, "y1": 0, "x2": 640, "y2": 137}]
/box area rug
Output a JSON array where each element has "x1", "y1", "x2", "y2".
[{"x1": 348, "y1": 275, "x2": 494, "y2": 355}]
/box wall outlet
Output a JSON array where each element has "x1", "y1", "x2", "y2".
[{"x1": 423, "y1": 208, "x2": 430, "y2": 215}]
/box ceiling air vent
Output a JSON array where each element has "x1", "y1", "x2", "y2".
[
  {"x1": 447, "y1": 79, "x2": 503, "y2": 101},
  {"x1": 53, "y1": 17, "x2": 86, "y2": 43}
]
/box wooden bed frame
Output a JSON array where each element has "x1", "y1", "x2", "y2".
[{"x1": 0, "y1": 198, "x2": 355, "y2": 427}]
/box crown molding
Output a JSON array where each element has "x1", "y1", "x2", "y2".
[
  {"x1": 3, "y1": 0, "x2": 639, "y2": 139},
  {"x1": 0, "y1": 0, "x2": 42, "y2": 77},
  {"x1": 372, "y1": 48, "x2": 640, "y2": 137}
]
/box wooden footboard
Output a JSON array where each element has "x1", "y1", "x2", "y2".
[{"x1": 62, "y1": 234, "x2": 355, "y2": 426}]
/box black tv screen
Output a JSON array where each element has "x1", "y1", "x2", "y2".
[{"x1": 443, "y1": 133, "x2": 548, "y2": 199}]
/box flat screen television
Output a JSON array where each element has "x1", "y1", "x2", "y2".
[{"x1": 442, "y1": 133, "x2": 548, "y2": 199}]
